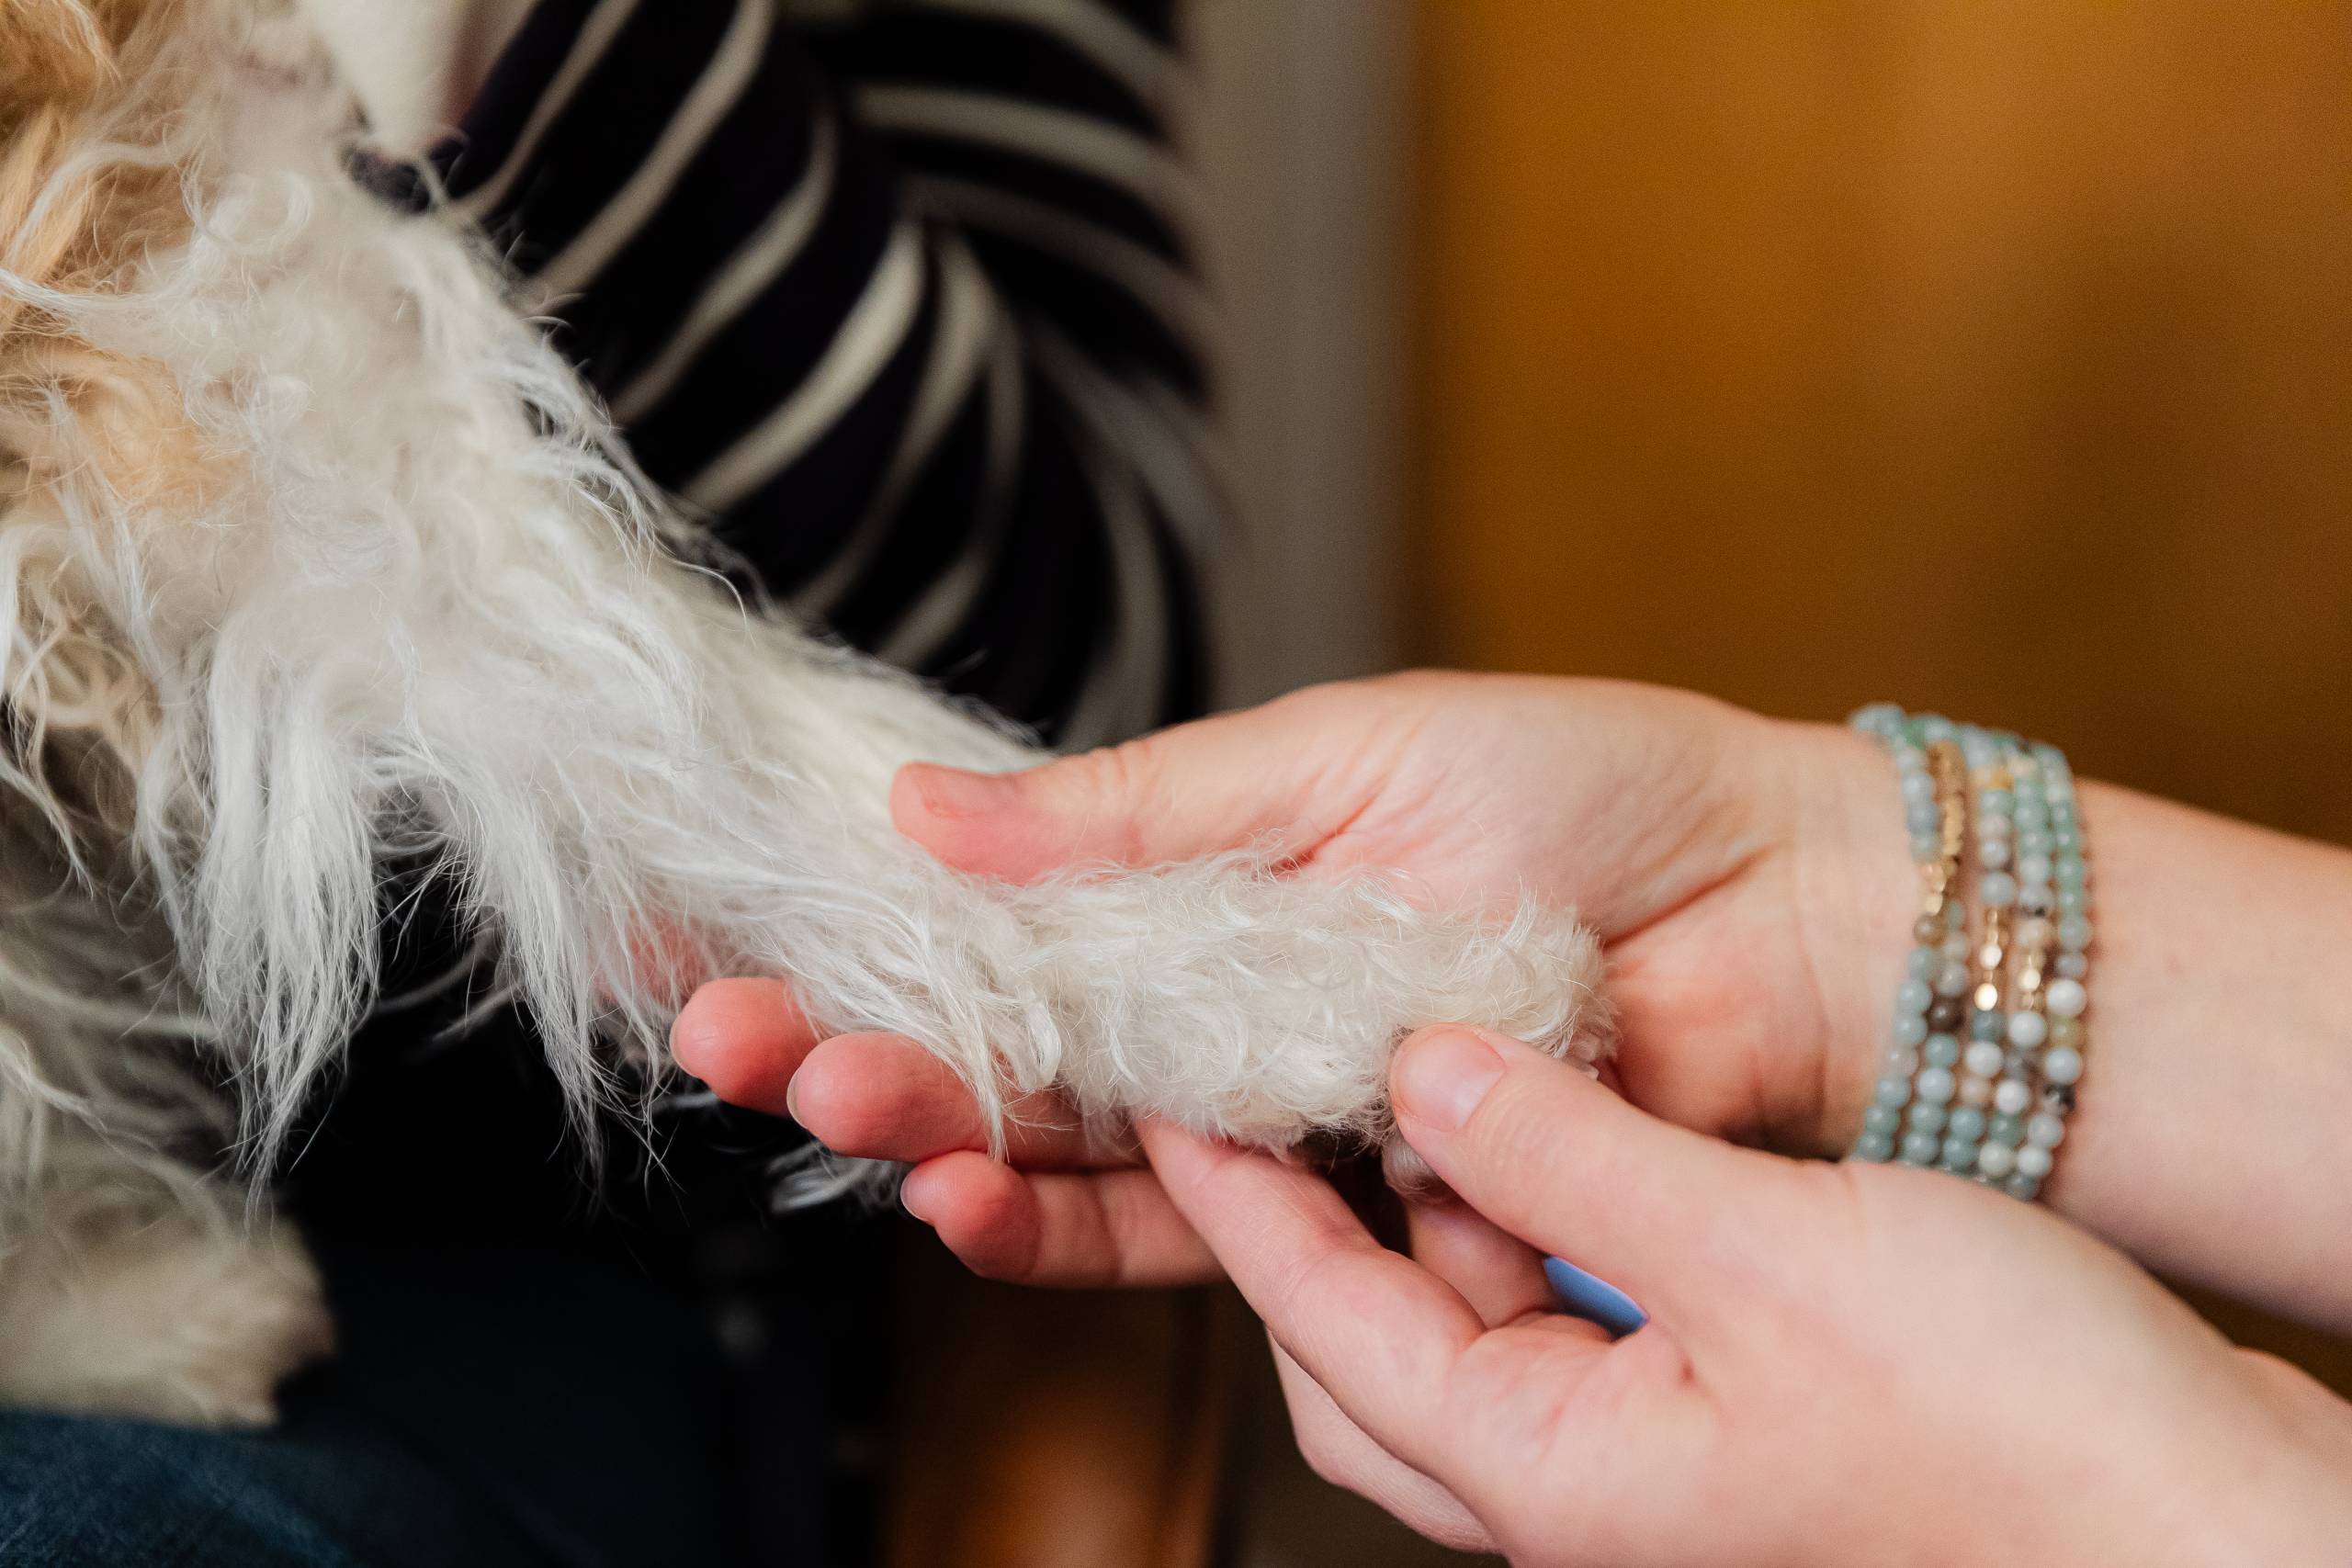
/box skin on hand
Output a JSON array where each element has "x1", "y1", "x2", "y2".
[
  {"x1": 672, "y1": 976, "x2": 1221, "y2": 1285},
  {"x1": 673, "y1": 672, "x2": 1904, "y2": 1287},
  {"x1": 668, "y1": 670, "x2": 2352, "y2": 1555},
  {"x1": 1134, "y1": 1025, "x2": 2352, "y2": 1566},
  {"x1": 679, "y1": 668, "x2": 2352, "y2": 1334}
]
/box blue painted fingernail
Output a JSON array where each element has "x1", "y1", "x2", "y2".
[{"x1": 1544, "y1": 1257, "x2": 1646, "y2": 1337}]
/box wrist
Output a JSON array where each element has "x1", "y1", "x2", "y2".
[{"x1": 1776, "y1": 719, "x2": 1920, "y2": 1156}]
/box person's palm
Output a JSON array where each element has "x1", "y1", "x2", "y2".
[
  {"x1": 673, "y1": 672, "x2": 1897, "y2": 1282},
  {"x1": 1232, "y1": 674, "x2": 1900, "y2": 1153}
]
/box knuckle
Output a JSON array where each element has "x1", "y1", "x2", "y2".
[
  {"x1": 1063, "y1": 740, "x2": 1162, "y2": 857},
  {"x1": 1469, "y1": 1073, "x2": 1572, "y2": 1184},
  {"x1": 1071, "y1": 737, "x2": 1151, "y2": 795}
]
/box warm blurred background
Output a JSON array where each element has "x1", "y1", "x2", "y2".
[
  {"x1": 1402, "y1": 0, "x2": 2352, "y2": 848},
  {"x1": 1208, "y1": 0, "x2": 2352, "y2": 836},
  {"x1": 914, "y1": 4, "x2": 2352, "y2": 1563}
]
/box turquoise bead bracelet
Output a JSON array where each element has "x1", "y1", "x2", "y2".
[
  {"x1": 1846, "y1": 707, "x2": 2088, "y2": 1199},
  {"x1": 1846, "y1": 712, "x2": 1966, "y2": 1165}
]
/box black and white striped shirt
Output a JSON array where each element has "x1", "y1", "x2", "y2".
[
  {"x1": 303, "y1": 14, "x2": 1221, "y2": 1544},
  {"x1": 430, "y1": 0, "x2": 1219, "y2": 744},
  {"x1": 322, "y1": 0, "x2": 1225, "y2": 1194}
]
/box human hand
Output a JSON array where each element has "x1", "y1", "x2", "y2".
[
  {"x1": 675, "y1": 672, "x2": 1908, "y2": 1283},
  {"x1": 673, "y1": 972, "x2": 1217, "y2": 1285},
  {"x1": 1141, "y1": 1023, "x2": 2352, "y2": 1564}
]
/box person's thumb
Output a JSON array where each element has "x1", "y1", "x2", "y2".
[
  {"x1": 1390, "y1": 1025, "x2": 1784, "y2": 1311},
  {"x1": 892, "y1": 705, "x2": 1349, "y2": 882}
]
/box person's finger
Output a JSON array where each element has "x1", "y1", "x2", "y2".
[
  {"x1": 1391, "y1": 1025, "x2": 1782, "y2": 1310},
  {"x1": 892, "y1": 699, "x2": 1369, "y2": 882},
  {"x1": 790, "y1": 1033, "x2": 1128, "y2": 1169},
  {"x1": 1137, "y1": 1120, "x2": 1606, "y2": 1477},
  {"x1": 670, "y1": 977, "x2": 818, "y2": 1113},
  {"x1": 1402, "y1": 1196, "x2": 1563, "y2": 1332},
  {"x1": 901, "y1": 1151, "x2": 1224, "y2": 1288},
  {"x1": 1269, "y1": 1342, "x2": 1498, "y2": 1555}
]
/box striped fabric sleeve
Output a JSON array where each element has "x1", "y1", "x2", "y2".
[{"x1": 432, "y1": 0, "x2": 1222, "y2": 744}]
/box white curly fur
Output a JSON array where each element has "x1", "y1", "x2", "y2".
[{"x1": 0, "y1": 0, "x2": 1609, "y2": 1422}]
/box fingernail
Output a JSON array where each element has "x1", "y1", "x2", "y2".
[
  {"x1": 899, "y1": 1173, "x2": 934, "y2": 1224},
  {"x1": 1393, "y1": 1029, "x2": 1504, "y2": 1131},
  {"x1": 910, "y1": 764, "x2": 1018, "y2": 820},
  {"x1": 784, "y1": 1074, "x2": 804, "y2": 1126}
]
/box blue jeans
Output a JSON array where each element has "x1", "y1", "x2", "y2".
[
  {"x1": 0, "y1": 1403, "x2": 536, "y2": 1567},
  {"x1": 0, "y1": 1218, "x2": 889, "y2": 1567},
  {"x1": 0, "y1": 1233, "x2": 755, "y2": 1567},
  {"x1": 0, "y1": 974, "x2": 890, "y2": 1566}
]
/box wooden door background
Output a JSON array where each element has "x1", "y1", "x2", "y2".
[
  {"x1": 889, "y1": 12, "x2": 2351, "y2": 1563},
  {"x1": 1409, "y1": 0, "x2": 2352, "y2": 839},
  {"x1": 1407, "y1": 0, "x2": 2352, "y2": 1382}
]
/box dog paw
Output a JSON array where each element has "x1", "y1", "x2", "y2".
[
  {"x1": 1380, "y1": 1134, "x2": 1447, "y2": 1200},
  {"x1": 0, "y1": 1210, "x2": 335, "y2": 1427}
]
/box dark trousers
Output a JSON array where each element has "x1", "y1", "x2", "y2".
[{"x1": 0, "y1": 1014, "x2": 893, "y2": 1568}]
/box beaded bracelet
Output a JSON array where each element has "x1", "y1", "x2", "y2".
[
  {"x1": 1847, "y1": 707, "x2": 2090, "y2": 1198},
  {"x1": 1850, "y1": 727, "x2": 1967, "y2": 1166},
  {"x1": 2013, "y1": 741, "x2": 2090, "y2": 1188},
  {"x1": 1928, "y1": 729, "x2": 2017, "y2": 1176}
]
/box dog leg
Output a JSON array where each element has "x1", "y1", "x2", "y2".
[
  {"x1": 0, "y1": 14, "x2": 1611, "y2": 1177},
  {"x1": 0, "y1": 1143, "x2": 333, "y2": 1427},
  {"x1": 0, "y1": 852, "x2": 333, "y2": 1427}
]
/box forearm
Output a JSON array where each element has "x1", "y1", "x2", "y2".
[
  {"x1": 1813, "y1": 719, "x2": 2352, "y2": 1329},
  {"x1": 2040, "y1": 781, "x2": 2352, "y2": 1328}
]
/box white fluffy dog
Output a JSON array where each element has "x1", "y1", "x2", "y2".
[{"x1": 0, "y1": 0, "x2": 1608, "y2": 1427}]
